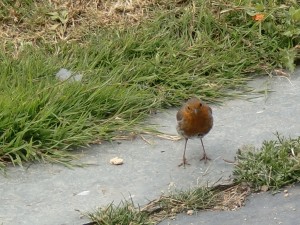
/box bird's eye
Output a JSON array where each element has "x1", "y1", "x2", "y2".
[
  {"x1": 199, "y1": 103, "x2": 202, "y2": 107},
  {"x1": 187, "y1": 106, "x2": 191, "y2": 110}
]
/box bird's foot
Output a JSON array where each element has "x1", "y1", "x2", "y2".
[
  {"x1": 178, "y1": 157, "x2": 190, "y2": 168},
  {"x1": 200, "y1": 154, "x2": 211, "y2": 164}
]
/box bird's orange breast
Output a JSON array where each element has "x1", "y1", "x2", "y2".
[{"x1": 177, "y1": 105, "x2": 213, "y2": 138}]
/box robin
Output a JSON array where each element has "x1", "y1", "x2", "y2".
[{"x1": 176, "y1": 97, "x2": 213, "y2": 167}]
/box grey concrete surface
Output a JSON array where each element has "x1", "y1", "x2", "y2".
[{"x1": 0, "y1": 67, "x2": 300, "y2": 225}]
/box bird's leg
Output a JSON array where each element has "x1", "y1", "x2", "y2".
[
  {"x1": 178, "y1": 138, "x2": 190, "y2": 168},
  {"x1": 200, "y1": 138, "x2": 211, "y2": 163}
]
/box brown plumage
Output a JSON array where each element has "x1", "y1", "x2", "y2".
[{"x1": 176, "y1": 97, "x2": 213, "y2": 167}]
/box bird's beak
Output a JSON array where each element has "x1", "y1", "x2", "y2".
[{"x1": 194, "y1": 109, "x2": 199, "y2": 114}]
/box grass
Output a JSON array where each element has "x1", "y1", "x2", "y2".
[
  {"x1": 86, "y1": 201, "x2": 152, "y2": 225},
  {"x1": 85, "y1": 183, "x2": 249, "y2": 224},
  {"x1": 86, "y1": 134, "x2": 300, "y2": 224},
  {"x1": 86, "y1": 201, "x2": 153, "y2": 225},
  {"x1": 234, "y1": 133, "x2": 300, "y2": 191},
  {"x1": 0, "y1": 0, "x2": 300, "y2": 170}
]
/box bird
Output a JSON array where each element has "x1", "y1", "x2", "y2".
[{"x1": 176, "y1": 97, "x2": 213, "y2": 167}]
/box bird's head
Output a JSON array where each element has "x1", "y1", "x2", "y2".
[{"x1": 185, "y1": 97, "x2": 203, "y2": 114}]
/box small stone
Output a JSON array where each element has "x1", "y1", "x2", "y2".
[
  {"x1": 187, "y1": 210, "x2": 194, "y2": 215},
  {"x1": 284, "y1": 189, "x2": 288, "y2": 193},
  {"x1": 284, "y1": 193, "x2": 289, "y2": 197},
  {"x1": 110, "y1": 157, "x2": 124, "y2": 165},
  {"x1": 260, "y1": 185, "x2": 269, "y2": 192}
]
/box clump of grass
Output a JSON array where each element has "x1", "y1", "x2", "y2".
[
  {"x1": 234, "y1": 133, "x2": 300, "y2": 191},
  {"x1": 86, "y1": 201, "x2": 152, "y2": 225},
  {"x1": 145, "y1": 186, "x2": 218, "y2": 222},
  {"x1": 86, "y1": 184, "x2": 249, "y2": 224},
  {"x1": 146, "y1": 184, "x2": 249, "y2": 222}
]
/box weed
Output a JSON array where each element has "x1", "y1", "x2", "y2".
[
  {"x1": 86, "y1": 183, "x2": 250, "y2": 224},
  {"x1": 234, "y1": 133, "x2": 300, "y2": 191},
  {"x1": 87, "y1": 201, "x2": 152, "y2": 225}
]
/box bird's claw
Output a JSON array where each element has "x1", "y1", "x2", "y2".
[
  {"x1": 178, "y1": 158, "x2": 190, "y2": 168},
  {"x1": 200, "y1": 154, "x2": 211, "y2": 164}
]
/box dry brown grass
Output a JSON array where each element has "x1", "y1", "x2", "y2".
[
  {"x1": 139, "y1": 183, "x2": 251, "y2": 223},
  {"x1": 0, "y1": 0, "x2": 171, "y2": 49},
  {"x1": 212, "y1": 183, "x2": 251, "y2": 211}
]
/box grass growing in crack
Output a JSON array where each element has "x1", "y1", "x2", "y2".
[
  {"x1": 86, "y1": 187, "x2": 217, "y2": 224},
  {"x1": 234, "y1": 134, "x2": 300, "y2": 191},
  {"x1": 86, "y1": 184, "x2": 250, "y2": 224},
  {"x1": 86, "y1": 201, "x2": 152, "y2": 225},
  {"x1": 0, "y1": 1, "x2": 300, "y2": 169},
  {"x1": 148, "y1": 187, "x2": 218, "y2": 221}
]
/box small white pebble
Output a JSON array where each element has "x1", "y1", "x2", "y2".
[
  {"x1": 187, "y1": 210, "x2": 194, "y2": 215},
  {"x1": 284, "y1": 193, "x2": 289, "y2": 197},
  {"x1": 110, "y1": 157, "x2": 124, "y2": 165},
  {"x1": 284, "y1": 189, "x2": 288, "y2": 193}
]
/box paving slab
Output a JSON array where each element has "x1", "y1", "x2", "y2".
[{"x1": 0, "y1": 67, "x2": 300, "y2": 225}]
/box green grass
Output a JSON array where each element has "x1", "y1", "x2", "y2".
[
  {"x1": 87, "y1": 201, "x2": 152, "y2": 225},
  {"x1": 86, "y1": 186, "x2": 221, "y2": 224},
  {"x1": 234, "y1": 133, "x2": 300, "y2": 191},
  {"x1": 0, "y1": 0, "x2": 300, "y2": 169},
  {"x1": 0, "y1": 47, "x2": 159, "y2": 167}
]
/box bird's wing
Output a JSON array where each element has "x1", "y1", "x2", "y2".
[
  {"x1": 176, "y1": 109, "x2": 183, "y2": 121},
  {"x1": 208, "y1": 106, "x2": 212, "y2": 114}
]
